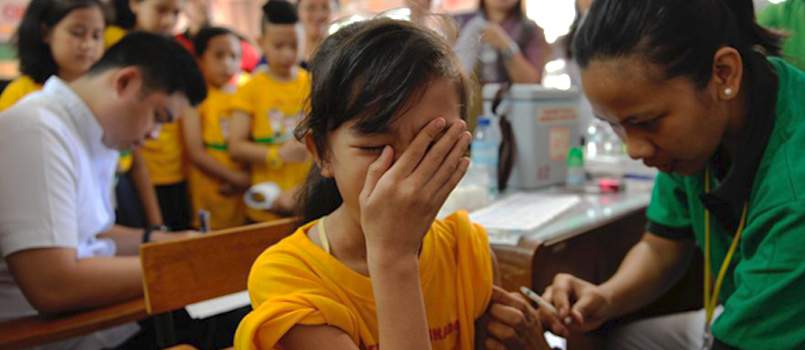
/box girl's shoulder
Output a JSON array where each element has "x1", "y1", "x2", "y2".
[
  {"x1": 0, "y1": 75, "x2": 42, "y2": 112},
  {"x1": 247, "y1": 224, "x2": 326, "y2": 299},
  {"x1": 428, "y1": 210, "x2": 489, "y2": 251},
  {"x1": 4, "y1": 75, "x2": 41, "y2": 94},
  {"x1": 250, "y1": 224, "x2": 314, "y2": 271}
]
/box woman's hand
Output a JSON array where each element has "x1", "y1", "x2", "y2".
[
  {"x1": 541, "y1": 274, "x2": 614, "y2": 337},
  {"x1": 359, "y1": 118, "x2": 471, "y2": 261},
  {"x1": 482, "y1": 23, "x2": 515, "y2": 51}
]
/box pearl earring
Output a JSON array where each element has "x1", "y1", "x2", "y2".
[{"x1": 724, "y1": 88, "x2": 733, "y2": 97}]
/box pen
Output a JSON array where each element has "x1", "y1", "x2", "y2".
[
  {"x1": 520, "y1": 286, "x2": 572, "y2": 325},
  {"x1": 199, "y1": 210, "x2": 210, "y2": 234}
]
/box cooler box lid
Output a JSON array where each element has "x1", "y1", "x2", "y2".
[{"x1": 482, "y1": 83, "x2": 580, "y2": 100}]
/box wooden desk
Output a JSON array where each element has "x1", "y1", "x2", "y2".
[
  {"x1": 490, "y1": 188, "x2": 652, "y2": 291},
  {"x1": 490, "y1": 184, "x2": 702, "y2": 349},
  {"x1": 0, "y1": 298, "x2": 147, "y2": 350}
]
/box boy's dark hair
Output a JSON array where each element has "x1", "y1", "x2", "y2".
[
  {"x1": 15, "y1": 0, "x2": 104, "y2": 84},
  {"x1": 293, "y1": 18, "x2": 469, "y2": 224},
  {"x1": 261, "y1": 0, "x2": 298, "y2": 33},
  {"x1": 194, "y1": 26, "x2": 236, "y2": 57},
  {"x1": 89, "y1": 31, "x2": 207, "y2": 106}
]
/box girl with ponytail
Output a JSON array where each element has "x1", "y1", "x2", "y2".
[{"x1": 540, "y1": 0, "x2": 805, "y2": 349}]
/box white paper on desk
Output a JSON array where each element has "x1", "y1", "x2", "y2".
[
  {"x1": 545, "y1": 332, "x2": 567, "y2": 350},
  {"x1": 185, "y1": 290, "x2": 250, "y2": 320},
  {"x1": 470, "y1": 193, "x2": 580, "y2": 232}
]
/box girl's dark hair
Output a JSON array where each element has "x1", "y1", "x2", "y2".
[
  {"x1": 15, "y1": 0, "x2": 104, "y2": 84},
  {"x1": 193, "y1": 26, "x2": 235, "y2": 57},
  {"x1": 112, "y1": 0, "x2": 136, "y2": 28},
  {"x1": 573, "y1": 0, "x2": 782, "y2": 88},
  {"x1": 479, "y1": 0, "x2": 523, "y2": 19},
  {"x1": 563, "y1": 1, "x2": 582, "y2": 59},
  {"x1": 293, "y1": 18, "x2": 469, "y2": 224}
]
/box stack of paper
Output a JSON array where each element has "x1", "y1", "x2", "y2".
[{"x1": 470, "y1": 193, "x2": 580, "y2": 244}]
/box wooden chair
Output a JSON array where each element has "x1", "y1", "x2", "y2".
[
  {"x1": 140, "y1": 218, "x2": 297, "y2": 348},
  {"x1": 0, "y1": 298, "x2": 146, "y2": 350}
]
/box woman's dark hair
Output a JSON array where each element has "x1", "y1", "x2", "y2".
[
  {"x1": 479, "y1": 0, "x2": 523, "y2": 19},
  {"x1": 15, "y1": 0, "x2": 104, "y2": 84},
  {"x1": 293, "y1": 18, "x2": 469, "y2": 224},
  {"x1": 573, "y1": 0, "x2": 782, "y2": 88},
  {"x1": 193, "y1": 26, "x2": 235, "y2": 57}
]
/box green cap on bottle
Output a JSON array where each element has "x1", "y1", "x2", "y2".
[{"x1": 567, "y1": 146, "x2": 584, "y2": 167}]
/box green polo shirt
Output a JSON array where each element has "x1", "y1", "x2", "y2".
[
  {"x1": 758, "y1": 0, "x2": 805, "y2": 71},
  {"x1": 645, "y1": 57, "x2": 805, "y2": 349}
]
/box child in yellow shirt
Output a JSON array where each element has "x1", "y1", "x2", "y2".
[
  {"x1": 181, "y1": 27, "x2": 250, "y2": 229},
  {"x1": 104, "y1": 0, "x2": 183, "y2": 47},
  {"x1": 103, "y1": 0, "x2": 189, "y2": 229},
  {"x1": 234, "y1": 19, "x2": 551, "y2": 350},
  {"x1": 0, "y1": 0, "x2": 104, "y2": 110},
  {"x1": 229, "y1": 0, "x2": 311, "y2": 222},
  {"x1": 105, "y1": 0, "x2": 192, "y2": 229}
]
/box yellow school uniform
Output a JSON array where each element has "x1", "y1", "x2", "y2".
[
  {"x1": 0, "y1": 76, "x2": 41, "y2": 112},
  {"x1": 188, "y1": 86, "x2": 247, "y2": 229},
  {"x1": 230, "y1": 70, "x2": 311, "y2": 222},
  {"x1": 104, "y1": 25, "x2": 127, "y2": 49},
  {"x1": 234, "y1": 211, "x2": 494, "y2": 350},
  {"x1": 106, "y1": 25, "x2": 186, "y2": 185},
  {"x1": 116, "y1": 150, "x2": 133, "y2": 173},
  {"x1": 140, "y1": 120, "x2": 186, "y2": 185}
]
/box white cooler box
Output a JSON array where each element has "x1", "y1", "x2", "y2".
[{"x1": 483, "y1": 84, "x2": 581, "y2": 189}]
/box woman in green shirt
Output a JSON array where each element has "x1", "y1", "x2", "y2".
[
  {"x1": 758, "y1": 0, "x2": 805, "y2": 71},
  {"x1": 539, "y1": 0, "x2": 805, "y2": 349}
]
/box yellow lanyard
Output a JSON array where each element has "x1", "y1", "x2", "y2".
[{"x1": 703, "y1": 168, "x2": 749, "y2": 326}]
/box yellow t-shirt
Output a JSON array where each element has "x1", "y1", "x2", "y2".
[
  {"x1": 104, "y1": 25, "x2": 127, "y2": 48},
  {"x1": 188, "y1": 86, "x2": 247, "y2": 229},
  {"x1": 110, "y1": 28, "x2": 185, "y2": 185},
  {"x1": 0, "y1": 76, "x2": 41, "y2": 112},
  {"x1": 141, "y1": 120, "x2": 186, "y2": 185},
  {"x1": 230, "y1": 70, "x2": 312, "y2": 222},
  {"x1": 234, "y1": 211, "x2": 494, "y2": 350}
]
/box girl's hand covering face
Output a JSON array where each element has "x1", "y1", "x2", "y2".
[{"x1": 359, "y1": 117, "x2": 472, "y2": 260}]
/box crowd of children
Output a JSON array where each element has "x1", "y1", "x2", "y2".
[{"x1": 0, "y1": 0, "x2": 319, "y2": 233}]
